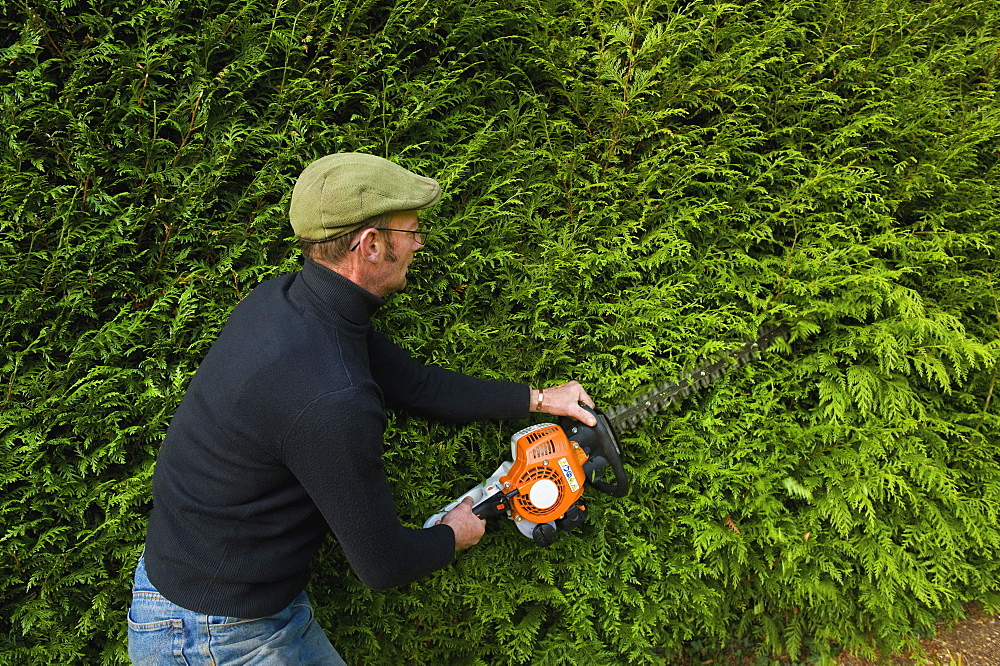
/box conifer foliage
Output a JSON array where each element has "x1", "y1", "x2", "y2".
[{"x1": 2, "y1": 0, "x2": 999, "y2": 663}]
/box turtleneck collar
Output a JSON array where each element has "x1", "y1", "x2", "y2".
[{"x1": 297, "y1": 258, "x2": 384, "y2": 325}]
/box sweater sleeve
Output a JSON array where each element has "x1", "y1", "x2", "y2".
[
  {"x1": 368, "y1": 330, "x2": 530, "y2": 421},
  {"x1": 282, "y1": 386, "x2": 455, "y2": 590}
]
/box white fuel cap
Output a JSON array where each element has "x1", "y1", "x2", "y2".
[{"x1": 528, "y1": 479, "x2": 559, "y2": 509}]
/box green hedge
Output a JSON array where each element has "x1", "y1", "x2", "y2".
[{"x1": 2, "y1": 0, "x2": 999, "y2": 663}]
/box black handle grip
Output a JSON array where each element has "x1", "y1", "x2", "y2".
[
  {"x1": 560, "y1": 405, "x2": 629, "y2": 498},
  {"x1": 471, "y1": 491, "x2": 512, "y2": 519}
]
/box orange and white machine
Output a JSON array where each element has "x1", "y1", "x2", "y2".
[{"x1": 424, "y1": 406, "x2": 628, "y2": 546}]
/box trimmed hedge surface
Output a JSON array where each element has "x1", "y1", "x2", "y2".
[{"x1": 2, "y1": 0, "x2": 999, "y2": 663}]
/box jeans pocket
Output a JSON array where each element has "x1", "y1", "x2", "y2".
[
  {"x1": 206, "y1": 601, "x2": 314, "y2": 662},
  {"x1": 127, "y1": 596, "x2": 188, "y2": 666},
  {"x1": 207, "y1": 613, "x2": 285, "y2": 637}
]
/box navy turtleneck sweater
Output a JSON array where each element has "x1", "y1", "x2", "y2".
[{"x1": 144, "y1": 259, "x2": 529, "y2": 618}]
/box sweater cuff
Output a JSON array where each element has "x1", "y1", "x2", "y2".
[{"x1": 430, "y1": 522, "x2": 457, "y2": 554}]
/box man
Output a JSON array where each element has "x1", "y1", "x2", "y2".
[{"x1": 128, "y1": 152, "x2": 598, "y2": 665}]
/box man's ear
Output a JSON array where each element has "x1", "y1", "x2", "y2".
[{"x1": 354, "y1": 228, "x2": 382, "y2": 262}]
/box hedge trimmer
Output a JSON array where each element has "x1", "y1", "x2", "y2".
[{"x1": 424, "y1": 324, "x2": 790, "y2": 546}]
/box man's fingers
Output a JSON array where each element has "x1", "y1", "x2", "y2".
[
  {"x1": 566, "y1": 382, "x2": 597, "y2": 424},
  {"x1": 460, "y1": 496, "x2": 485, "y2": 523},
  {"x1": 443, "y1": 496, "x2": 487, "y2": 550}
]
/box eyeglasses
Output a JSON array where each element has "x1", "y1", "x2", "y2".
[{"x1": 350, "y1": 227, "x2": 430, "y2": 251}]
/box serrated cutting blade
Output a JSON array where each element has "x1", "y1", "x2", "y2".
[{"x1": 605, "y1": 324, "x2": 789, "y2": 431}]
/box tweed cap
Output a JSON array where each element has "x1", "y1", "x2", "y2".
[{"x1": 289, "y1": 153, "x2": 441, "y2": 241}]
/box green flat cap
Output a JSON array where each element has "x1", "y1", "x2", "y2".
[{"x1": 290, "y1": 153, "x2": 441, "y2": 241}]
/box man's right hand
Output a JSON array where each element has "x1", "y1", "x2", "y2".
[{"x1": 439, "y1": 496, "x2": 486, "y2": 551}]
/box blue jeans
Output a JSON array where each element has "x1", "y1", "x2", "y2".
[{"x1": 128, "y1": 557, "x2": 347, "y2": 665}]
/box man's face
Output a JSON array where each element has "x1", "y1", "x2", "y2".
[{"x1": 378, "y1": 210, "x2": 422, "y2": 295}]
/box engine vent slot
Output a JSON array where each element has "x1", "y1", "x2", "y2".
[
  {"x1": 528, "y1": 440, "x2": 557, "y2": 460},
  {"x1": 524, "y1": 426, "x2": 558, "y2": 444}
]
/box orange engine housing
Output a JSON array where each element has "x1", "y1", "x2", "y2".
[{"x1": 500, "y1": 424, "x2": 589, "y2": 522}]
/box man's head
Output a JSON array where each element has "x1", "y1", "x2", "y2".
[{"x1": 290, "y1": 153, "x2": 439, "y2": 296}]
